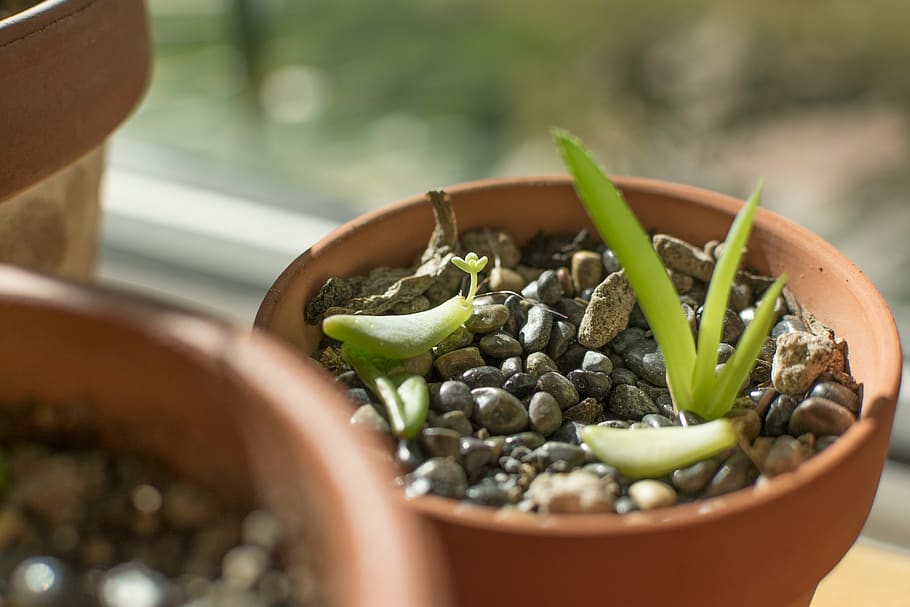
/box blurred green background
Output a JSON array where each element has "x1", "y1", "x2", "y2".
[{"x1": 119, "y1": 0, "x2": 910, "y2": 315}]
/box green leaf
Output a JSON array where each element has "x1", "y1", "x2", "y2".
[
  {"x1": 582, "y1": 419, "x2": 737, "y2": 479},
  {"x1": 706, "y1": 274, "x2": 788, "y2": 418},
  {"x1": 324, "y1": 294, "x2": 473, "y2": 359},
  {"x1": 554, "y1": 128, "x2": 696, "y2": 410},
  {"x1": 342, "y1": 344, "x2": 429, "y2": 438},
  {"x1": 690, "y1": 182, "x2": 763, "y2": 414}
]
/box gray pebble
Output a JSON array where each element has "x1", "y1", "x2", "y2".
[
  {"x1": 581, "y1": 350, "x2": 613, "y2": 375},
  {"x1": 436, "y1": 410, "x2": 474, "y2": 436},
  {"x1": 430, "y1": 380, "x2": 474, "y2": 415},
  {"x1": 610, "y1": 367, "x2": 639, "y2": 386},
  {"x1": 623, "y1": 338, "x2": 667, "y2": 387},
  {"x1": 577, "y1": 271, "x2": 636, "y2": 348},
  {"x1": 528, "y1": 392, "x2": 563, "y2": 436},
  {"x1": 716, "y1": 343, "x2": 735, "y2": 364},
  {"x1": 519, "y1": 304, "x2": 554, "y2": 353},
  {"x1": 502, "y1": 372, "x2": 538, "y2": 399},
  {"x1": 729, "y1": 281, "x2": 753, "y2": 311},
  {"x1": 350, "y1": 405, "x2": 390, "y2": 434},
  {"x1": 563, "y1": 398, "x2": 605, "y2": 425},
  {"x1": 771, "y1": 315, "x2": 807, "y2": 339},
  {"x1": 471, "y1": 388, "x2": 529, "y2": 434},
  {"x1": 764, "y1": 394, "x2": 801, "y2": 436},
  {"x1": 346, "y1": 387, "x2": 374, "y2": 407},
  {"x1": 608, "y1": 384, "x2": 659, "y2": 419},
  {"x1": 671, "y1": 457, "x2": 723, "y2": 495},
  {"x1": 536, "y1": 372, "x2": 580, "y2": 410},
  {"x1": 810, "y1": 381, "x2": 861, "y2": 414},
  {"x1": 547, "y1": 320, "x2": 576, "y2": 360},
  {"x1": 522, "y1": 270, "x2": 563, "y2": 306},
  {"x1": 720, "y1": 308, "x2": 745, "y2": 345},
  {"x1": 479, "y1": 332, "x2": 523, "y2": 359},
  {"x1": 460, "y1": 437, "x2": 496, "y2": 477},
  {"x1": 553, "y1": 298, "x2": 587, "y2": 328},
  {"x1": 749, "y1": 387, "x2": 778, "y2": 418},
  {"x1": 461, "y1": 366, "x2": 505, "y2": 389},
  {"x1": 567, "y1": 370, "x2": 612, "y2": 400},
  {"x1": 500, "y1": 356, "x2": 524, "y2": 379},
  {"x1": 602, "y1": 249, "x2": 622, "y2": 273},
  {"x1": 504, "y1": 432, "x2": 547, "y2": 453},
  {"x1": 464, "y1": 304, "x2": 510, "y2": 334},
  {"x1": 395, "y1": 439, "x2": 424, "y2": 472},
  {"x1": 613, "y1": 495, "x2": 639, "y2": 514},
  {"x1": 653, "y1": 234, "x2": 715, "y2": 281},
  {"x1": 583, "y1": 462, "x2": 618, "y2": 478},
  {"x1": 503, "y1": 294, "x2": 526, "y2": 336},
  {"x1": 525, "y1": 351, "x2": 560, "y2": 377},
  {"x1": 409, "y1": 458, "x2": 467, "y2": 499},
  {"x1": 419, "y1": 427, "x2": 462, "y2": 459},
  {"x1": 705, "y1": 450, "x2": 756, "y2": 497},
  {"x1": 763, "y1": 435, "x2": 809, "y2": 477},
  {"x1": 598, "y1": 419, "x2": 630, "y2": 429},
  {"x1": 789, "y1": 397, "x2": 856, "y2": 437},
  {"x1": 550, "y1": 421, "x2": 586, "y2": 445},
  {"x1": 525, "y1": 442, "x2": 586, "y2": 469},
  {"x1": 642, "y1": 413, "x2": 674, "y2": 428},
  {"x1": 465, "y1": 478, "x2": 512, "y2": 507},
  {"x1": 435, "y1": 347, "x2": 486, "y2": 379},
  {"x1": 609, "y1": 327, "x2": 648, "y2": 354}
]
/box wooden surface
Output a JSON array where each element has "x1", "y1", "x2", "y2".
[{"x1": 812, "y1": 541, "x2": 910, "y2": 606}]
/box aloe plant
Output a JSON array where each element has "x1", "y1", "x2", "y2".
[
  {"x1": 323, "y1": 253, "x2": 488, "y2": 438},
  {"x1": 554, "y1": 129, "x2": 787, "y2": 477}
]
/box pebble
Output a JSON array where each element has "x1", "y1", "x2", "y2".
[
  {"x1": 460, "y1": 437, "x2": 496, "y2": 477},
  {"x1": 434, "y1": 347, "x2": 486, "y2": 379},
  {"x1": 810, "y1": 381, "x2": 861, "y2": 414},
  {"x1": 628, "y1": 480, "x2": 678, "y2": 510},
  {"x1": 547, "y1": 320, "x2": 576, "y2": 360},
  {"x1": 653, "y1": 234, "x2": 715, "y2": 281},
  {"x1": 419, "y1": 427, "x2": 462, "y2": 459},
  {"x1": 478, "y1": 331, "x2": 523, "y2": 359},
  {"x1": 563, "y1": 398, "x2": 605, "y2": 425},
  {"x1": 525, "y1": 442, "x2": 587, "y2": 470},
  {"x1": 764, "y1": 394, "x2": 801, "y2": 436},
  {"x1": 601, "y1": 249, "x2": 622, "y2": 273},
  {"x1": 550, "y1": 421, "x2": 586, "y2": 445},
  {"x1": 772, "y1": 331, "x2": 845, "y2": 394},
  {"x1": 771, "y1": 315, "x2": 808, "y2": 339},
  {"x1": 577, "y1": 271, "x2": 636, "y2": 348},
  {"x1": 409, "y1": 458, "x2": 468, "y2": 499},
  {"x1": 464, "y1": 303, "x2": 510, "y2": 334},
  {"x1": 789, "y1": 397, "x2": 856, "y2": 436},
  {"x1": 671, "y1": 458, "x2": 723, "y2": 495},
  {"x1": 461, "y1": 365, "x2": 505, "y2": 389},
  {"x1": 518, "y1": 304, "x2": 554, "y2": 353},
  {"x1": 642, "y1": 413, "x2": 674, "y2": 428},
  {"x1": 503, "y1": 294, "x2": 526, "y2": 335},
  {"x1": 522, "y1": 269, "x2": 564, "y2": 306},
  {"x1": 430, "y1": 380, "x2": 474, "y2": 415},
  {"x1": 536, "y1": 372, "x2": 580, "y2": 410},
  {"x1": 609, "y1": 327, "x2": 648, "y2": 353},
  {"x1": 526, "y1": 470, "x2": 616, "y2": 514},
  {"x1": 581, "y1": 350, "x2": 613, "y2": 375},
  {"x1": 470, "y1": 387, "x2": 529, "y2": 434},
  {"x1": 725, "y1": 407, "x2": 762, "y2": 442},
  {"x1": 465, "y1": 478, "x2": 512, "y2": 507},
  {"x1": 431, "y1": 326, "x2": 474, "y2": 356},
  {"x1": 525, "y1": 351, "x2": 559, "y2": 377},
  {"x1": 571, "y1": 250, "x2": 604, "y2": 292},
  {"x1": 554, "y1": 298, "x2": 587, "y2": 328},
  {"x1": 346, "y1": 387, "x2": 373, "y2": 407},
  {"x1": 613, "y1": 495, "x2": 639, "y2": 514},
  {"x1": 488, "y1": 267, "x2": 525, "y2": 293},
  {"x1": 395, "y1": 439, "x2": 424, "y2": 471},
  {"x1": 349, "y1": 404, "x2": 390, "y2": 434},
  {"x1": 528, "y1": 392, "x2": 563, "y2": 436},
  {"x1": 607, "y1": 384, "x2": 660, "y2": 419},
  {"x1": 610, "y1": 367, "x2": 639, "y2": 386},
  {"x1": 763, "y1": 435, "x2": 809, "y2": 477},
  {"x1": 500, "y1": 356, "x2": 523, "y2": 378},
  {"x1": 556, "y1": 267, "x2": 574, "y2": 297},
  {"x1": 567, "y1": 370, "x2": 612, "y2": 400},
  {"x1": 501, "y1": 372, "x2": 538, "y2": 399},
  {"x1": 622, "y1": 338, "x2": 668, "y2": 387},
  {"x1": 720, "y1": 308, "x2": 745, "y2": 344},
  {"x1": 504, "y1": 432, "x2": 547, "y2": 452},
  {"x1": 705, "y1": 450, "x2": 757, "y2": 497},
  {"x1": 436, "y1": 410, "x2": 474, "y2": 436},
  {"x1": 729, "y1": 281, "x2": 753, "y2": 311}
]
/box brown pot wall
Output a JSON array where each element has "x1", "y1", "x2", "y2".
[
  {"x1": 256, "y1": 177, "x2": 903, "y2": 607},
  {"x1": 0, "y1": 266, "x2": 447, "y2": 607}
]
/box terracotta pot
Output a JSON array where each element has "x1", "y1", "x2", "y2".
[
  {"x1": 0, "y1": 0, "x2": 150, "y2": 277},
  {"x1": 0, "y1": 265, "x2": 447, "y2": 607},
  {"x1": 255, "y1": 177, "x2": 903, "y2": 607}
]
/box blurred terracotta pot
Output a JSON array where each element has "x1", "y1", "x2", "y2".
[
  {"x1": 256, "y1": 177, "x2": 902, "y2": 607},
  {"x1": 0, "y1": 265, "x2": 447, "y2": 607},
  {"x1": 0, "y1": 0, "x2": 150, "y2": 278}
]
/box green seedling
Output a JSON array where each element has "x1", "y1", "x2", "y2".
[
  {"x1": 554, "y1": 129, "x2": 786, "y2": 474},
  {"x1": 323, "y1": 252, "x2": 488, "y2": 438}
]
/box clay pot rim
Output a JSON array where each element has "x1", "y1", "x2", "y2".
[
  {"x1": 257, "y1": 174, "x2": 902, "y2": 537},
  {"x1": 0, "y1": 0, "x2": 150, "y2": 199},
  {"x1": 0, "y1": 265, "x2": 446, "y2": 607}
]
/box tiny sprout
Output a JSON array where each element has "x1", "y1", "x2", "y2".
[{"x1": 322, "y1": 252, "x2": 488, "y2": 438}]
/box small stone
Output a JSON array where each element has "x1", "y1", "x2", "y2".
[
  {"x1": 503, "y1": 294, "x2": 526, "y2": 336},
  {"x1": 395, "y1": 439, "x2": 424, "y2": 471},
  {"x1": 547, "y1": 320, "x2": 576, "y2": 360},
  {"x1": 526, "y1": 470, "x2": 616, "y2": 514},
  {"x1": 350, "y1": 405, "x2": 390, "y2": 434},
  {"x1": 528, "y1": 392, "x2": 563, "y2": 436},
  {"x1": 577, "y1": 271, "x2": 636, "y2": 348},
  {"x1": 764, "y1": 394, "x2": 801, "y2": 436},
  {"x1": 500, "y1": 356, "x2": 524, "y2": 378},
  {"x1": 671, "y1": 458, "x2": 723, "y2": 495},
  {"x1": 525, "y1": 442, "x2": 586, "y2": 470},
  {"x1": 502, "y1": 372, "x2": 538, "y2": 399},
  {"x1": 435, "y1": 347, "x2": 486, "y2": 379},
  {"x1": 460, "y1": 437, "x2": 496, "y2": 477},
  {"x1": 622, "y1": 338, "x2": 667, "y2": 387},
  {"x1": 409, "y1": 458, "x2": 468, "y2": 499},
  {"x1": 772, "y1": 331, "x2": 845, "y2": 395},
  {"x1": 642, "y1": 413, "x2": 674, "y2": 428},
  {"x1": 465, "y1": 478, "x2": 512, "y2": 507},
  {"x1": 602, "y1": 248, "x2": 622, "y2": 273},
  {"x1": 607, "y1": 384, "x2": 660, "y2": 419},
  {"x1": 553, "y1": 298, "x2": 587, "y2": 327},
  {"x1": 668, "y1": 269, "x2": 695, "y2": 293},
  {"x1": 479, "y1": 332, "x2": 523, "y2": 359},
  {"x1": 241, "y1": 510, "x2": 283, "y2": 551},
  {"x1": 99, "y1": 562, "x2": 171, "y2": 607},
  {"x1": 556, "y1": 267, "x2": 574, "y2": 297},
  {"x1": 749, "y1": 387, "x2": 778, "y2": 418},
  {"x1": 550, "y1": 421, "x2": 586, "y2": 445},
  {"x1": 613, "y1": 495, "x2": 639, "y2": 514},
  {"x1": 653, "y1": 234, "x2": 715, "y2": 281},
  {"x1": 729, "y1": 282, "x2": 752, "y2": 311},
  {"x1": 789, "y1": 397, "x2": 856, "y2": 437},
  {"x1": 464, "y1": 304, "x2": 510, "y2": 334},
  {"x1": 771, "y1": 315, "x2": 808, "y2": 339},
  {"x1": 522, "y1": 270, "x2": 563, "y2": 306},
  {"x1": 567, "y1": 370, "x2": 612, "y2": 400},
  {"x1": 346, "y1": 387, "x2": 373, "y2": 407},
  {"x1": 222, "y1": 545, "x2": 270, "y2": 589},
  {"x1": 598, "y1": 419, "x2": 631, "y2": 429},
  {"x1": 563, "y1": 398, "x2": 605, "y2": 425},
  {"x1": 420, "y1": 427, "x2": 462, "y2": 459},
  {"x1": 536, "y1": 372, "x2": 580, "y2": 410},
  {"x1": 461, "y1": 366, "x2": 505, "y2": 389},
  {"x1": 581, "y1": 350, "x2": 613, "y2": 375},
  {"x1": 471, "y1": 388, "x2": 529, "y2": 434},
  {"x1": 810, "y1": 381, "x2": 861, "y2": 414},
  {"x1": 488, "y1": 267, "x2": 525, "y2": 293},
  {"x1": 519, "y1": 304, "x2": 554, "y2": 353},
  {"x1": 402, "y1": 351, "x2": 433, "y2": 377},
  {"x1": 525, "y1": 351, "x2": 559, "y2": 377},
  {"x1": 705, "y1": 450, "x2": 757, "y2": 497},
  {"x1": 763, "y1": 435, "x2": 809, "y2": 477},
  {"x1": 436, "y1": 410, "x2": 474, "y2": 436},
  {"x1": 716, "y1": 343, "x2": 735, "y2": 364},
  {"x1": 719, "y1": 308, "x2": 745, "y2": 345},
  {"x1": 610, "y1": 367, "x2": 639, "y2": 386},
  {"x1": 628, "y1": 480, "x2": 677, "y2": 510},
  {"x1": 571, "y1": 250, "x2": 604, "y2": 293},
  {"x1": 816, "y1": 435, "x2": 840, "y2": 452},
  {"x1": 429, "y1": 380, "x2": 474, "y2": 415},
  {"x1": 726, "y1": 407, "x2": 762, "y2": 442},
  {"x1": 608, "y1": 327, "x2": 648, "y2": 354},
  {"x1": 432, "y1": 326, "x2": 474, "y2": 356}
]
